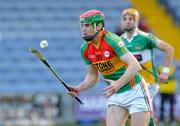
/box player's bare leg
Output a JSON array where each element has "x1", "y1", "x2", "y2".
[
  {"x1": 148, "y1": 84, "x2": 159, "y2": 126},
  {"x1": 149, "y1": 111, "x2": 157, "y2": 126},
  {"x1": 131, "y1": 111, "x2": 150, "y2": 126},
  {"x1": 106, "y1": 105, "x2": 129, "y2": 126}
]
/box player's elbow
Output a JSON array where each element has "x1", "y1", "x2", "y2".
[
  {"x1": 170, "y1": 45, "x2": 174, "y2": 53},
  {"x1": 163, "y1": 43, "x2": 174, "y2": 53},
  {"x1": 90, "y1": 73, "x2": 99, "y2": 84},
  {"x1": 165, "y1": 45, "x2": 174, "y2": 57},
  {"x1": 166, "y1": 43, "x2": 174, "y2": 51}
]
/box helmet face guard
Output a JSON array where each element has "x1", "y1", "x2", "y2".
[{"x1": 79, "y1": 10, "x2": 104, "y2": 41}]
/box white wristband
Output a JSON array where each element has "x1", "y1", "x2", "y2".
[{"x1": 162, "y1": 67, "x2": 170, "y2": 74}]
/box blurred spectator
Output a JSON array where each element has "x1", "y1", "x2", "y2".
[{"x1": 159, "y1": 64, "x2": 177, "y2": 126}]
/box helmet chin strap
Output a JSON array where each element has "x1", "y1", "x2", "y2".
[
  {"x1": 83, "y1": 30, "x2": 100, "y2": 41},
  {"x1": 83, "y1": 35, "x2": 95, "y2": 41},
  {"x1": 83, "y1": 24, "x2": 102, "y2": 42}
]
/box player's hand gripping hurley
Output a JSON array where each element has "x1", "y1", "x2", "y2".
[
  {"x1": 140, "y1": 64, "x2": 168, "y2": 84},
  {"x1": 29, "y1": 48, "x2": 84, "y2": 105}
]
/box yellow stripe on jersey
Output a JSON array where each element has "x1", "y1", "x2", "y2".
[
  {"x1": 140, "y1": 61, "x2": 155, "y2": 84},
  {"x1": 121, "y1": 45, "x2": 128, "y2": 54}
]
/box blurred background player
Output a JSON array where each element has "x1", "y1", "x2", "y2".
[
  {"x1": 119, "y1": 8, "x2": 174, "y2": 126},
  {"x1": 159, "y1": 64, "x2": 177, "y2": 126},
  {"x1": 115, "y1": 14, "x2": 151, "y2": 36},
  {"x1": 68, "y1": 10, "x2": 151, "y2": 126}
]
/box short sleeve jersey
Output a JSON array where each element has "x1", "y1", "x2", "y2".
[
  {"x1": 81, "y1": 30, "x2": 142, "y2": 93},
  {"x1": 121, "y1": 30, "x2": 159, "y2": 84}
]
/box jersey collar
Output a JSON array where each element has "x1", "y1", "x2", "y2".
[
  {"x1": 123, "y1": 29, "x2": 138, "y2": 42},
  {"x1": 91, "y1": 29, "x2": 106, "y2": 49}
]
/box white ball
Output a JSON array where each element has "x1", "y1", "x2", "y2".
[{"x1": 40, "y1": 40, "x2": 48, "y2": 48}]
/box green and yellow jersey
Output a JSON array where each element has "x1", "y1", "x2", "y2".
[
  {"x1": 81, "y1": 30, "x2": 142, "y2": 93},
  {"x1": 121, "y1": 30, "x2": 159, "y2": 84}
]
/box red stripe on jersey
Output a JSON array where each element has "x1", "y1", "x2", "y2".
[
  {"x1": 140, "y1": 80, "x2": 152, "y2": 111},
  {"x1": 130, "y1": 78, "x2": 136, "y2": 88}
]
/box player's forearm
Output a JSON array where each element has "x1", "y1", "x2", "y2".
[
  {"x1": 164, "y1": 45, "x2": 174, "y2": 67},
  {"x1": 77, "y1": 75, "x2": 98, "y2": 92},
  {"x1": 157, "y1": 40, "x2": 174, "y2": 67},
  {"x1": 117, "y1": 62, "x2": 141, "y2": 87}
]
